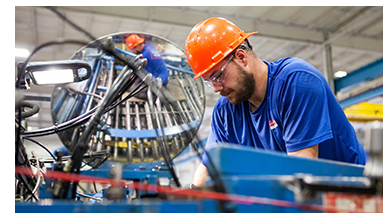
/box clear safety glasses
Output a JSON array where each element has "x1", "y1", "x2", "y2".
[{"x1": 204, "y1": 54, "x2": 234, "y2": 88}]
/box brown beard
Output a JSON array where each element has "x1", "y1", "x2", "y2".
[{"x1": 222, "y1": 65, "x2": 255, "y2": 105}]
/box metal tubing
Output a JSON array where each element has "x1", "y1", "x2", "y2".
[
  {"x1": 135, "y1": 102, "x2": 144, "y2": 161},
  {"x1": 113, "y1": 105, "x2": 120, "y2": 160}
]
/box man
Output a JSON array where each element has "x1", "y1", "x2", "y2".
[
  {"x1": 126, "y1": 34, "x2": 169, "y2": 99},
  {"x1": 185, "y1": 17, "x2": 368, "y2": 187}
]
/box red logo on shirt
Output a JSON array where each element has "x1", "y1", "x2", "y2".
[{"x1": 269, "y1": 119, "x2": 278, "y2": 130}]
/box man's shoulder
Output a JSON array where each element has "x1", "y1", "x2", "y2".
[
  {"x1": 269, "y1": 57, "x2": 321, "y2": 79},
  {"x1": 273, "y1": 57, "x2": 312, "y2": 71}
]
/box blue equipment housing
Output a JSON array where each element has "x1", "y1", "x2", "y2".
[{"x1": 16, "y1": 144, "x2": 369, "y2": 213}]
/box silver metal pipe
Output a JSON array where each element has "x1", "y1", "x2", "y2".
[
  {"x1": 135, "y1": 102, "x2": 144, "y2": 161},
  {"x1": 162, "y1": 105, "x2": 173, "y2": 128},
  {"x1": 113, "y1": 104, "x2": 120, "y2": 160},
  {"x1": 125, "y1": 100, "x2": 133, "y2": 162},
  {"x1": 185, "y1": 74, "x2": 203, "y2": 108},
  {"x1": 127, "y1": 140, "x2": 133, "y2": 163},
  {"x1": 176, "y1": 74, "x2": 201, "y2": 119},
  {"x1": 144, "y1": 102, "x2": 153, "y2": 130}
]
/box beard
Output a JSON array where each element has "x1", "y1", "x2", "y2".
[{"x1": 221, "y1": 66, "x2": 255, "y2": 105}]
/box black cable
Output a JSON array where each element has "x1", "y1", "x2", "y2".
[
  {"x1": 22, "y1": 103, "x2": 99, "y2": 138},
  {"x1": 15, "y1": 40, "x2": 90, "y2": 174},
  {"x1": 22, "y1": 137, "x2": 57, "y2": 161},
  {"x1": 68, "y1": 64, "x2": 136, "y2": 176},
  {"x1": 21, "y1": 48, "x2": 140, "y2": 139},
  {"x1": 15, "y1": 108, "x2": 22, "y2": 166},
  {"x1": 16, "y1": 101, "x2": 40, "y2": 119},
  {"x1": 45, "y1": 6, "x2": 96, "y2": 41},
  {"x1": 22, "y1": 80, "x2": 139, "y2": 138},
  {"x1": 13, "y1": 10, "x2": 142, "y2": 199},
  {"x1": 65, "y1": 59, "x2": 138, "y2": 199}
]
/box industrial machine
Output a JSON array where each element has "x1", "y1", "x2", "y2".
[
  {"x1": 15, "y1": 8, "x2": 383, "y2": 213},
  {"x1": 15, "y1": 31, "x2": 205, "y2": 201}
]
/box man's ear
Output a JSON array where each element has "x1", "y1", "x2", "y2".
[{"x1": 234, "y1": 49, "x2": 248, "y2": 67}]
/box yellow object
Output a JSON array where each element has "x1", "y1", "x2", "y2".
[
  {"x1": 118, "y1": 142, "x2": 128, "y2": 148},
  {"x1": 344, "y1": 102, "x2": 383, "y2": 122}
]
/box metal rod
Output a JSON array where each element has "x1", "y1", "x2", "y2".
[
  {"x1": 125, "y1": 100, "x2": 133, "y2": 162},
  {"x1": 113, "y1": 105, "x2": 120, "y2": 160},
  {"x1": 135, "y1": 102, "x2": 144, "y2": 162},
  {"x1": 177, "y1": 74, "x2": 201, "y2": 119}
]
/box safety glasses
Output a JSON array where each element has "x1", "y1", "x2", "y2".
[{"x1": 204, "y1": 54, "x2": 234, "y2": 88}]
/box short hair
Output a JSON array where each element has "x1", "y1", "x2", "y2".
[{"x1": 233, "y1": 39, "x2": 257, "y2": 58}]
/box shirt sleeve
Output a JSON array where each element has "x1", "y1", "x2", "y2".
[{"x1": 280, "y1": 71, "x2": 333, "y2": 152}]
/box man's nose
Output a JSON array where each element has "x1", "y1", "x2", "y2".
[{"x1": 212, "y1": 83, "x2": 223, "y2": 93}]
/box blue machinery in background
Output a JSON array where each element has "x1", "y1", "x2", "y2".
[{"x1": 335, "y1": 57, "x2": 383, "y2": 108}]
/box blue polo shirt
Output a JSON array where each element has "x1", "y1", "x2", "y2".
[
  {"x1": 141, "y1": 43, "x2": 169, "y2": 85},
  {"x1": 202, "y1": 57, "x2": 367, "y2": 166}
]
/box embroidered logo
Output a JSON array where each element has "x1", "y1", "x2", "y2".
[{"x1": 269, "y1": 119, "x2": 278, "y2": 130}]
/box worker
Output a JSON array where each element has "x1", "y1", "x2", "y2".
[
  {"x1": 126, "y1": 34, "x2": 169, "y2": 100},
  {"x1": 185, "y1": 17, "x2": 368, "y2": 187}
]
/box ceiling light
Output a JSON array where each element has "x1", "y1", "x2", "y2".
[
  {"x1": 334, "y1": 71, "x2": 347, "y2": 78},
  {"x1": 15, "y1": 48, "x2": 30, "y2": 58}
]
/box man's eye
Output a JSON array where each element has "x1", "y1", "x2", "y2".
[
  {"x1": 214, "y1": 72, "x2": 223, "y2": 81},
  {"x1": 211, "y1": 72, "x2": 222, "y2": 81}
]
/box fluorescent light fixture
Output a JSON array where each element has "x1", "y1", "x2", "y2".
[
  {"x1": 25, "y1": 60, "x2": 92, "y2": 85},
  {"x1": 15, "y1": 48, "x2": 30, "y2": 58},
  {"x1": 32, "y1": 69, "x2": 74, "y2": 84},
  {"x1": 334, "y1": 71, "x2": 347, "y2": 78}
]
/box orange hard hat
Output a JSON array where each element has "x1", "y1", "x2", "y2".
[
  {"x1": 126, "y1": 34, "x2": 145, "y2": 50},
  {"x1": 185, "y1": 17, "x2": 257, "y2": 79}
]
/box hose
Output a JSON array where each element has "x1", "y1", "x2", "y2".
[{"x1": 16, "y1": 101, "x2": 40, "y2": 119}]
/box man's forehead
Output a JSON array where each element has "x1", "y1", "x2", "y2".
[
  {"x1": 202, "y1": 70, "x2": 215, "y2": 80},
  {"x1": 202, "y1": 62, "x2": 223, "y2": 79}
]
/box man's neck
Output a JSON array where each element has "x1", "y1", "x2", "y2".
[{"x1": 248, "y1": 59, "x2": 268, "y2": 112}]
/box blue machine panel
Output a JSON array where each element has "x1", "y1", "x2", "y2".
[
  {"x1": 15, "y1": 144, "x2": 368, "y2": 213},
  {"x1": 207, "y1": 144, "x2": 365, "y2": 177}
]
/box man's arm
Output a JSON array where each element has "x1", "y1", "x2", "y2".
[
  {"x1": 192, "y1": 163, "x2": 209, "y2": 187},
  {"x1": 287, "y1": 144, "x2": 318, "y2": 158}
]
